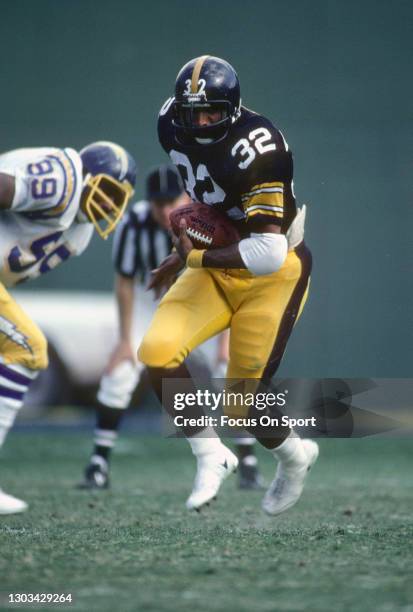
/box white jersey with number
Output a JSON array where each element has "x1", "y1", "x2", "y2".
[{"x1": 0, "y1": 147, "x2": 94, "y2": 287}]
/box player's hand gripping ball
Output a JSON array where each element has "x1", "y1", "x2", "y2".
[{"x1": 169, "y1": 202, "x2": 240, "y2": 250}]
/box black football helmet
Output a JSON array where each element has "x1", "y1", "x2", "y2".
[{"x1": 173, "y1": 55, "x2": 241, "y2": 145}]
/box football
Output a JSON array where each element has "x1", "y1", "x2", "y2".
[{"x1": 169, "y1": 202, "x2": 240, "y2": 250}]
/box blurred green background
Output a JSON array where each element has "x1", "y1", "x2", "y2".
[{"x1": 0, "y1": 0, "x2": 411, "y2": 377}]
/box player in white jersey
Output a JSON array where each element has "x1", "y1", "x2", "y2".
[{"x1": 0, "y1": 141, "x2": 137, "y2": 514}]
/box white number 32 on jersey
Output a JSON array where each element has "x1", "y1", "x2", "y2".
[{"x1": 231, "y1": 127, "x2": 276, "y2": 170}]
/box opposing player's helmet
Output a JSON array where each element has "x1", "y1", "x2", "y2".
[
  {"x1": 80, "y1": 141, "x2": 137, "y2": 239},
  {"x1": 173, "y1": 55, "x2": 241, "y2": 145}
]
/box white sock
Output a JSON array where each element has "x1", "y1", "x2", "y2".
[
  {"x1": 270, "y1": 431, "x2": 307, "y2": 469},
  {"x1": 0, "y1": 363, "x2": 37, "y2": 448},
  {"x1": 0, "y1": 401, "x2": 24, "y2": 447},
  {"x1": 187, "y1": 426, "x2": 223, "y2": 458}
]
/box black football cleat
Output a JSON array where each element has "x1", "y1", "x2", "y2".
[
  {"x1": 77, "y1": 458, "x2": 110, "y2": 490},
  {"x1": 238, "y1": 458, "x2": 265, "y2": 490}
]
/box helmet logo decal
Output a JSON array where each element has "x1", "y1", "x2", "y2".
[
  {"x1": 184, "y1": 78, "x2": 206, "y2": 97},
  {"x1": 183, "y1": 78, "x2": 207, "y2": 103}
]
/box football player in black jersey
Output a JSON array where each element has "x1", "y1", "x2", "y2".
[
  {"x1": 138, "y1": 56, "x2": 318, "y2": 514},
  {"x1": 78, "y1": 165, "x2": 264, "y2": 491}
]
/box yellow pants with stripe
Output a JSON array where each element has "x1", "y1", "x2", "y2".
[
  {"x1": 0, "y1": 284, "x2": 48, "y2": 371},
  {"x1": 138, "y1": 243, "x2": 312, "y2": 416}
]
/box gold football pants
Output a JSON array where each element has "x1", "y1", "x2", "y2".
[
  {"x1": 0, "y1": 284, "x2": 48, "y2": 371},
  {"x1": 139, "y1": 243, "x2": 312, "y2": 398}
]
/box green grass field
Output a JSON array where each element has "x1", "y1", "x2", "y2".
[{"x1": 0, "y1": 430, "x2": 412, "y2": 611}]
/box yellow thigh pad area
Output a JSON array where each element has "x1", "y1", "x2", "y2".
[
  {"x1": 0, "y1": 284, "x2": 48, "y2": 371},
  {"x1": 138, "y1": 268, "x2": 232, "y2": 369},
  {"x1": 139, "y1": 245, "x2": 311, "y2": 389}
]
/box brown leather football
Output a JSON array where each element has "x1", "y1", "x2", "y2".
[{"x1": 170, "y1": 202, "x2": 240, "y2": 250}]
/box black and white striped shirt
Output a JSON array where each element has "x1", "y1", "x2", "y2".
[{"x1": 112, "y1": 201, "x2": 172, "y2": 282}]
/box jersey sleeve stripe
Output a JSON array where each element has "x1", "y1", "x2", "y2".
[
  {"x1": 245, "y1": 207, "x2": 283, "y2": 219},
  {"x1": 250, "y1": 181, "x2": 284, "y2": 192},
  {"x1": 241, "y1": 187, "x2": 283, "y2": 201},
  {"x1": 241, "y1": 183, "x2": 284, "y2": 214},
  {"x1": 242, "y1": 190, "x2": 284, "y2": 216},
  {"x1": 244, "y1": 204, "x2": 284, "y2": 214}
]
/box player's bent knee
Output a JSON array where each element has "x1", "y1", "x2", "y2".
[{"x1": 138, "y1": 334, "x2": 184, "y2": 369}]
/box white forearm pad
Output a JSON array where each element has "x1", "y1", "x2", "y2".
[{"x1": 238, "y1": 233, "x2": 287, "y2": 276}]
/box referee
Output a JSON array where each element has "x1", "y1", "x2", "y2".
[{"x1": 79, "y1": 165, "x2": 263, "y2": 491}]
